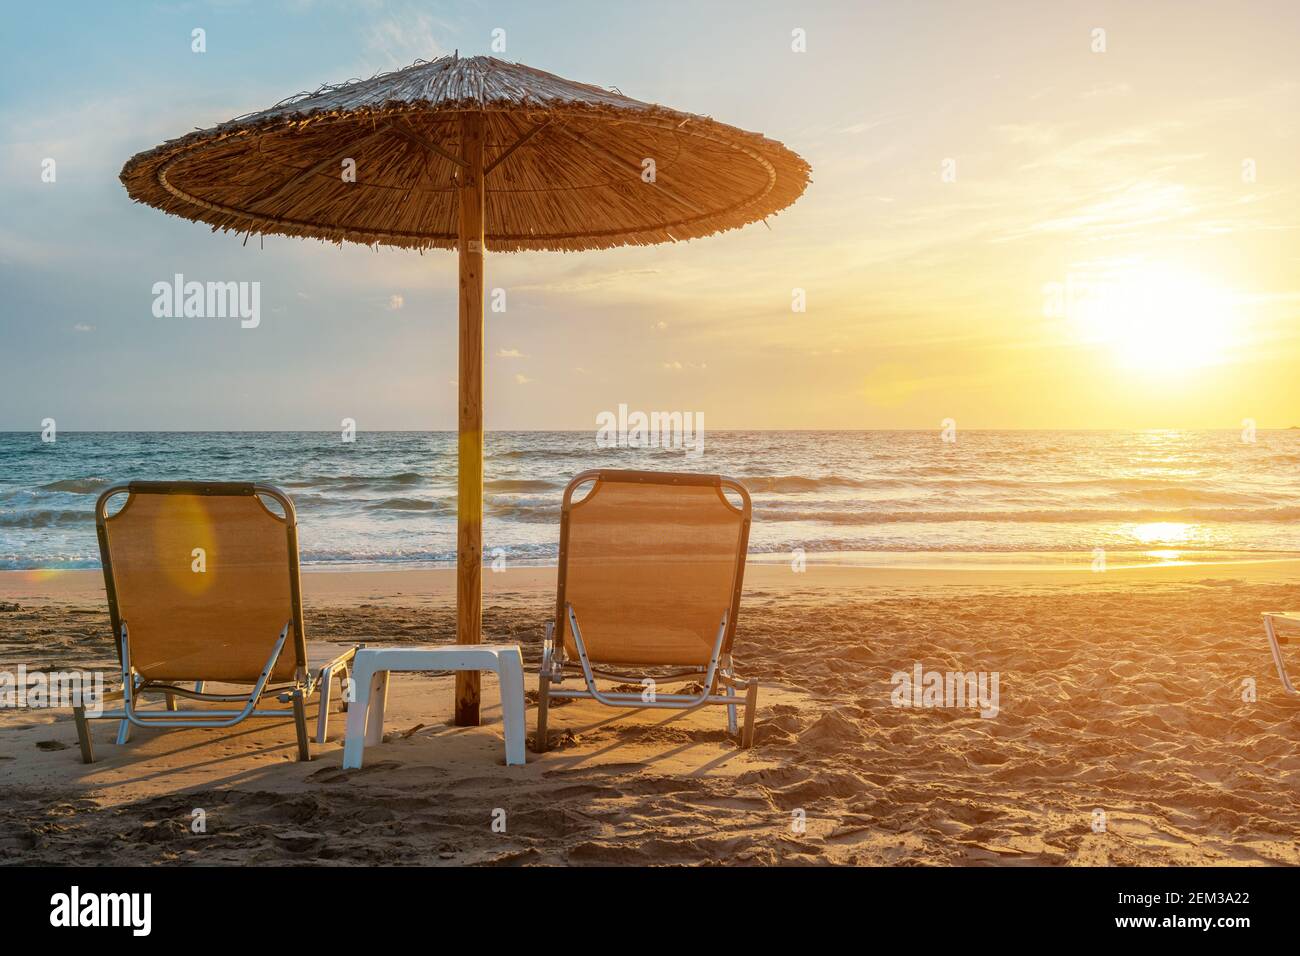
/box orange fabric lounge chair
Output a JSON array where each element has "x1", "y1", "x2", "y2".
[
  {"x1": 72, "y1": 481, "x2": 358, "y2": 763},
  {"x1": 534, "y1": 469, "x2": 758, "y2": 751}
]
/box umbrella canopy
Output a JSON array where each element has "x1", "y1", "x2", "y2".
[
  {"x1": 120, "y1": 53, "x2": 810, "y2": 728},
  {"x1": 120, "y1": 54, "x2": 810, "y2": 251}
]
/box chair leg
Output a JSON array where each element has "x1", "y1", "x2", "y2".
[
  {"x1": 496, "y1": 651, "x2": 526, "y2": 766},
  {"x1": 115, "y1": 719, "x2": 132, "y2": 745},
  {"x1": 533, "y1": 674, "x2": 551, "y2": 753},
  {"x1": 73, "y1": 706, "x2": 95, "y2": 764},
  {"x1": 292, "y1": 690, "x2": 311, "y2": 762},
  {"x1": 316, "y1": 666, "x2": 334, "y2": 744},
  {"x1": 164, "y1": 692, "x2": 178, "y2": 712},
  {"x1": 740, "y1": 681, "x2": 758, "y2": 749},
  {"x1": 1264, "y1": 616, "x2": 1298, "y2": 696},
  {"x1": 725, "y1": 683, "x2": 739, "y2": 736}
]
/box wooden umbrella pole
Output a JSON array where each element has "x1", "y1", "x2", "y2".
[{"x1": 454, "y1": 111, "x2": 486, "y2": 726}]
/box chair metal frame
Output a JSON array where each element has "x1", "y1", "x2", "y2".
[
  {"x1": 72, "y1": 480, "x2": 358, "y2": 763},
  {"x1": 534, "y1": 469, "x2": 758, "y2": 751},
  {"x1": 1262, "y1": 612, "x2": 1298, "y2": 697}
]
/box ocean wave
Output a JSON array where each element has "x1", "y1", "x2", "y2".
[
  {"x1": 489, "y1": 448, "x2": 587, "y2": 460},
  {"x1": 735, "y1": 476, "x2": 1285, "y2": 506},
  {"x1": 741, "y1": 475, "x2": 880, "y2": 493},
  {"x1": 298, "y1": 542, "x2": 557, "y2": 565},
  {"x1": 0, "y1": 557, "x2": 100, "y2": 570},
  {"x1": 284, "y1": 471, "x2": 425, "y2": 490},
  {"x1": 362, "y1": 497, "x2": 447, "y2": 513},
  {"x1": 485, "y1": 501, "x2": 560, "y2": 522},
  {"x1": 738, "y1": 474, "x2": 1131, "y2": 492},
  {"x1": 0, "y1": 509, "x2": 89, "y2": 528},
  {"x1": 751, "y1": 506, "x2": 1300, "y2": 525},
  {"x1": 37, "y1": 478, "x2": 112, "y2": 494},
  {"x1": 1112, "y1": 487, "x2": 1274, "y2": 507},
  {"x1": 485, "y1": 479, "x2": 561, "y2": 492}
]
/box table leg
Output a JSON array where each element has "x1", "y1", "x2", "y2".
[
  {"x1": 364, "y1": 670, "x2": 389, "y2": 745},
  {"x1": 497, "y1": 651, "x2": 526, "y2": 766},
  {"x1": 341, "y1": 658, "x2": 374, "y2": 770}
]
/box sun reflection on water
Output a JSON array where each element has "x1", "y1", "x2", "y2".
[
  {"x1": 1130, "y1": 521, "x2": 1198, "y2": 564},
  {"x1": 1132, "y1": 522, "x2": 1194, "y2": 545}
]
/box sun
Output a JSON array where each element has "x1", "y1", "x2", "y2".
[{"x1": 1071, "y1": 266, "x2": 1238, "y2": 373}]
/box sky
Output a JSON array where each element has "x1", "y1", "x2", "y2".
[{"x1": 1, "y1": 0, "x2": 1297, "y2": 430}]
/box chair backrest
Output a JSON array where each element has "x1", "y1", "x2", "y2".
[
  {"x1": 96, "y1": 481, "x2": 306, "y2": 683},
  {"x1": 555, "y1": 470, "x2": 752, "y2": 667}
]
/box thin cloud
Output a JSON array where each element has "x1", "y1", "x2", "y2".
[
  {"x1": 365, "y1": 8, "x2": 451, "y2": 68},
  {"x1": 514, "y1": 268, "x2": 663, "y2": 296}
]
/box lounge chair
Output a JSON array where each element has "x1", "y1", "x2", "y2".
[
  {"x1": 534, "y1": 469, "x2": 758, "y2": 751},
  {"x1": 1261, "y1": 612, "x2": 1299, "y2": 696},
  {"x1": 73, "y1": 480, "x2": 359, "y2": 763}
]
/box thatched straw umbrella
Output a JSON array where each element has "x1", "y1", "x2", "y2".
[{"x1": 120, "y1": 53, "x2": 810, "y2": 726}]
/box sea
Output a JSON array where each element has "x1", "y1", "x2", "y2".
[{"x1": 3, "y1": 429, "x2": 1299, "y2": 572}]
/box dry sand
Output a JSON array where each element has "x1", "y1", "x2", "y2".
[{"x1": 1, "y1": 562, "x2": 1298, "y2": 866}]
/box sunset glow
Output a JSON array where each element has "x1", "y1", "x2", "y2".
[{"x1": 1072, "y1": 268, "x2": 1239, "y2": 373}]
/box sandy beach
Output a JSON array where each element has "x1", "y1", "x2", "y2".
[{"x1": 2, "y1": 561, "x2": 1297, "y2": 866}]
